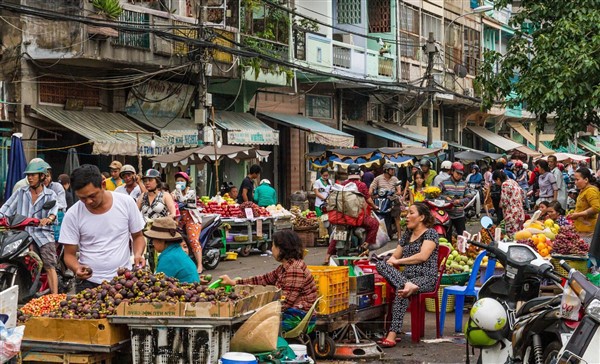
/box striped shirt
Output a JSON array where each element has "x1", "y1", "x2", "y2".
[
  {"x1": 440, "y1": 177, "x2": 473, "y2": 218},
  {"x1": 0, "y1": 186, "x2": 59, "y2": 246},
  {"x1": 239, "y1": 259, "x2": 318, "y2": 311}
]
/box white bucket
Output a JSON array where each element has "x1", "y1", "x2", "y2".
[
  {"x1": 288, "y1": 344, "x2": 308, "y2": 360},
  {"x1": 219, "y1": 352, "x2": 257, "y2": 364}
]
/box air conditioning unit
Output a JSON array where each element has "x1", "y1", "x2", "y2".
[
  {"x1": 464, "y1": 87, "x2": 475, "y2": 97},
  {"x1": 341, "y1": 33, "x2": 354, "y2": 45}
]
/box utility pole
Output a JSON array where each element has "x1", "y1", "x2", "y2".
[{"x1": 423, "y1": 32, "x2": 438, "y2": 148}]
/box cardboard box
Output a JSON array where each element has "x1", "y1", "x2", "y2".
[
  {"x1": 23, "y1": 317, "x2": 129, "y2": 346},
  {"x1": 115, "y1": 285, "x2": 281, "y2": 318}
]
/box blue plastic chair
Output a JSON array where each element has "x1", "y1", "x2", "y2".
[{"x1": 439, "y1": 251, "x2": 496, "y2": 336}]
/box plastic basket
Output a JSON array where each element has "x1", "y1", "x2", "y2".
[
  {"x1": 550, "y1": 255, "x2": 589, "y2": 276},
  {"x1": 129, "y1": 324, "x2": 231, "y2": 364},
  {"x1": 441, "y1": 272, "x2": 470, "y2": 286},
  {"x1": 425, "y1": 285, "x2": 454, "y2": 313},
  {"x1": 308, "y1": 266, "x2": 350, "y2": 315}
]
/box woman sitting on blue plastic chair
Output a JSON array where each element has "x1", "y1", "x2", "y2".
[
  {"x1": 220, "y1": 230, "x2": 318, "y2": 332},
  {"x1": 374, "y1": 202, "x2": 439, "y2": 348}
]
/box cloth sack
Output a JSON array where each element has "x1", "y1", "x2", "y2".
[{"x1": 326, "y1": 183, "x2": 366, "y2": 218}]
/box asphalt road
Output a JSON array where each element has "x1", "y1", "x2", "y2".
[{"x1": 207, "y1": 220, "x2": 483, "y2": 363}]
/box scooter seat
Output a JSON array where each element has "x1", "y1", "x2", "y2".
[
  {"x1": 516, "y1": 295, "x2": 561, "y2": 317},
  {"x1": 201, "y1": 215, "x2": 218, "y2": 227}
]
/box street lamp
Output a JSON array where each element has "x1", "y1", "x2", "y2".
[{"x1": 443, "y1": 5, "x2": 492, "y2": 79}]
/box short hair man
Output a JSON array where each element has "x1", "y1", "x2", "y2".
[
  {"x1": 60, "y1": 165, "x2": 146, "y2": 292},
  {"x1": 237, "y1": 164, "x2": 262, "y2": 204}
]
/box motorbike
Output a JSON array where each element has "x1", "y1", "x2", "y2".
[
  {"x1": 329, "y1": 216, "x2": 389, "y2": 258},
  {"x1": 425, "y1": 199, "x2": 452, "y2": 236},
  {"x1": 465, "y1": 216, "x2": 572, "y2": 364},
  {"x1": 197, "y1": 214, "x2": 225, "y2": 270},
  {"x1": 0, "y1": 200, "x2": 73, "y2": 302},
  {"x1": 465, "y1": 184, "x2": 483, "y2": 220},
  {"x1": 554, "y1": 260, "x2": 600, "y2": 364},
  {"x1": 372, "y1": 186, "x2": 401, "y2": 238}
]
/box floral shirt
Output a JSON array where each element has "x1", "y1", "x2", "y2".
[{"x1": 499, "y1": 179, "x2": 525, "y2": 236}]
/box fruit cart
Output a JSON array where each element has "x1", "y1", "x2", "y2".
[{"x1": 221, "y1": 216, "x2": 275, "y2": 256}]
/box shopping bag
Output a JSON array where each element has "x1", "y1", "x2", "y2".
[
  {"x1": 0, "y1": 320, "x2": 24, "y2": 363},
  {"x1": 560, "y1": 285, "x2": 581, "y2": 320}
]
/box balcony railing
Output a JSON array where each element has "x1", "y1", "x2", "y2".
[
  {"x1": 241, "y1": 34, "x2": 289, "y2": 62},
  {"x1": 332, "y1": 44, "x2": 351, "y2": 69},
  {"x1": 378, "y1": 56, "x2": 394, "y2": 77}
]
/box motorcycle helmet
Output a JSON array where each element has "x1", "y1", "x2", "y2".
[
  {"x1": 506, "y1": 161, "x2": 514, "y2": 170},
  {"x1": 24, "y1": 160, "x2": 48, "y2": 175},
  {"x1": 382, "y1": 162, "x2": 396, "y2": 174},
  {"x1": 514, "y1": 160, "x2": 523, "y2": 168},
  {"x1": 470, "y1": 298, "x2": 507, "y2": 331},
  {"x1": 523, "y1": 163, "x2": 528, "y2": 170},
  {"x1": 142, "y1": 169, "x2": 161, "y2": 183},
  {"x1": 120, "y1": 164, "x2": 136, "y2": 178},
  {"x1": 175, "y1": 171, "x2": 190, "y2": 182},
  {"x1": 440, "y1": 160, "x2": 452, "y2": 170},
  {"x1": 451, "y1": 162, "x2": 464, "y2": 174},
  {"x1": 471, "y1": 164, "x2": 480, "y2": 171},
  {"x1": 347, "y1": 163, "x2": 361, "y2": 179},
  {"x1": 419, "y1": 158, "x2": 431, "y2": 167},
  {"x1": 464, "y1": 319, "x2": 498, "y2": 347}
]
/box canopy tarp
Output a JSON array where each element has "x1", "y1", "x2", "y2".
[
  {"x1": 508, "y1": 145, "x2": 542, "y2": 158},
  {"x1": 343, "y1": 121, "x2": 421, "y2": 147},
  {"x1": 151, "y1": 145, "x2": 271, "y2": 168},
  {"x1": 507, "y1": 121, "x2": 555, "y2": 154},
  {"x1": 538, "y1": 153, "x2": 589, "y2": 162},
  {"x1": 455, "y1": 150, "x2": 502, "y2": 161},
  {"x1": 213, "y1": 111, "x2": 279, "y2": 145}
]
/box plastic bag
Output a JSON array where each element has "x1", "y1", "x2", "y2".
[
  {"x1": 0, "y1": 320, "x2": 24, "y2": 363},
  {"x1": 560, "y1": 285, "x2": 581, "y2": 320},
  {"x1": 372, "y1": 213, "x2": 390, "y2": 250}
]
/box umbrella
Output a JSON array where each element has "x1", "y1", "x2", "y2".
[
  {"x1": 64, "y1": 148, "x2": 80, "y2": 176},
  {"x1": 4, "y1": 133, "x2": 27, "y2": 200}
]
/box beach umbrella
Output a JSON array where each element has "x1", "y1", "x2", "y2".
[
  {"x1": 64, "y1": 148, "x2": 80, "y2": 176},
  {"x1": 4, "y1": 133, "x2": 26, "y2": 200}
]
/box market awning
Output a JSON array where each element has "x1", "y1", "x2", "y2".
[
  {"x1": 127, "y1": 114, "x2": 199, "y2": 147},
  {"x1": 213, "y1": 111, "x2": 279, "y2": 146},
  {"x1": 258, "y1": 112, "x2": 354, "y2": 147},
  {"x1": 151, "y1": 145, "x2": 271, "y2": 167},
  {"x1": 465, "y1": 126, "x2": 523, "y2": 151},
  {"x1": 455, "y1": 150, "x2": 502, "y2": 161},
  {"x1": 377, "y1": 122, "x2": 447, "y2": 149},
  {"x1": 343, "y1": 121, "x2": 421, "y2": 147},
  {"x1": 509, "y1": 146, "x2": 542, "y2": 158},
  {"x1": 507, "y1": 121, "x2": 555, "y2": 154},
  {"x1": 578, "y1": 139, "x2": 600, "y2": 156},
  {"x1": 32, "y1": 106, "x2": 173, "y2": 156},
  {"x1": 539, "y1": 153, "x2": 589, "y2": 162}
]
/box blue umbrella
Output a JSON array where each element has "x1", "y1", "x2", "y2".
[{"x1": 4, "y1": 133, "x2": 27, "y2": 200}]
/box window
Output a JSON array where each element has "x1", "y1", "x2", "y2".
[
  {"x1": 113, "y1": 10, "x2": 150, "y2": 49},
  {"x1": 398, "y1": 4, "x2": 419, "y2": 60},
  {"x1": 464, "y1": 28, "x2": 481, "y2": 75},
  {"x1": 368, "y1": 0, "x2": 391, "y2": 33},
  {"x1": 38, "y1": 77, "x2": 100, "y2": 107},
  {"x1": 422, "y1": 109, "x2": 439, "y2": 128},
  {"x1": 306, "y1": 95, "x2": 333, "y2": 119},
  {"x1": 421, "y1": 12, "x2": 442, "y2": 44},
  {"x1": 444, "y1": 20, "x2": 462, "y2": 71},
  {"x1": 338, "y1": 0, "x2": 361, "y2": 24}
]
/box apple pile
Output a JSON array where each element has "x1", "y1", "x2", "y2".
[{"x1": 201, "y1": 201, "x2": 243, "y2": 217}]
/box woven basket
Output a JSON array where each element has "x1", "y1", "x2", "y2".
[
  {"x1": 425, "y1": 285, "x2": 455, "y2": 313},
  {"x1": 293, "y1": 225, "x2": 318, "y2": 231},
  {"x1": 441, "y1": 272, "x2": 470, "y2": 286},
  {"x1": 550, "y1": 254, "x2": 589, "y2": 276},
  {"x1": 296, "y1": 230, "x2": 315, "y2": 247}
]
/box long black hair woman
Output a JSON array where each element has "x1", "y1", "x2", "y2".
[{"x1": 375, "y1": 202, "x2": 438, "y2": 347}]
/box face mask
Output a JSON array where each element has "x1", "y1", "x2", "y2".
[{"x1": 176, "y1": 181, "x2": 187, "y2": 190}]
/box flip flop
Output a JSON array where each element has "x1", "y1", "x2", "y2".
[{"x1": 376, "y1": 338, "x2": 397, "y2": 348}]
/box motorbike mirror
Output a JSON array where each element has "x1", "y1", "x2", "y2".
[
  {"x1": 42, "y1": 200, "x2": 57, "y2": 210},
  {"x1": 480, "y1": 216, "x2": 494, "y2": 229}
]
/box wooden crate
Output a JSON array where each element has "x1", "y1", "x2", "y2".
[{"x1": 20, "y1": 351, "x2": 118, "y2": 364}]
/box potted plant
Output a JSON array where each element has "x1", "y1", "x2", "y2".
[{"x1": 88, "y1": 0, "x2": 123, "y2": 38}]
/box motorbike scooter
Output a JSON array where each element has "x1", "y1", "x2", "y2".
[
  {"x1": 0, "y1": 200, "x2": 73, "y2": 302},
  {"x1": 425, "y1": 199, "x2": 452, "y2": 236},
  {"x1": 464, "y1": 216, "x2": 570, "y2": 364},
  {"x1": 464, "y1": 184, "x2": 483, "y2": 220},
  {"x1": 372, "y1": 184, "x2": 402, "y2": 238},
  {"x1": 554, "y1": 260, "x2": 600, "y2": 364}
]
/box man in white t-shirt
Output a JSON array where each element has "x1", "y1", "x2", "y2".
[
  {"x1": 60, "y1": 164, "x2": 146, "y2": 292},
  {"x1": 114, "y1": 164, "x2": 145, "y2": 200}
]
